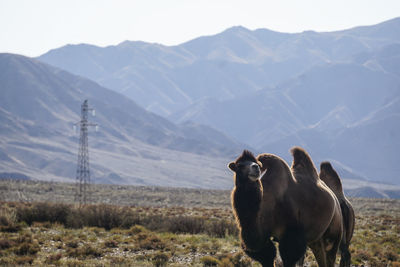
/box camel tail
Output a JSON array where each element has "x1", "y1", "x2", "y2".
[{"x1": 290, "y1": 146, "x2": 315, "y2": 168}]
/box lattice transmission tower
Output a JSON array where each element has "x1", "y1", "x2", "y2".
[{"x1": 74, "y1": 99, "x2": 97, "y2": 205}]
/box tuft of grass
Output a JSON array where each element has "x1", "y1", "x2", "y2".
[
  {"x1": 103, "y1": 239, "x2": 118, "y2": 248},
  {"x1": 45, "y1": 253, "x2": 63, "y2": 265},
  {"x1": 152, "y1": 252, "x2": 170, "y2": 267},
  {"x1": 14, "y1": 255, "x2": 35, "y2": 265},
  {"x1": 138, "y1": 234, "x2": 166, "y2": 250},
  {"x1": 14, "y1": 242, "x2": 40, "y2": 256},
  {"x1": 66, "y1": 240, "x2": 79, "y2": 248},
  {"x1": 230, "y1": 251, "x2": 253, "y2": 267},
  {"x1": 0, "y1": 206, "x2": 21, "y2": 232},
  {"x1": 0, "y1": 239, "x2": 13, "y2": 250},
  {"x1": 66, "y1": 245, "x2": 102, "y2": 259},
  {"x1": 128, "y1": 224, "x2": 146, "y2": 235},
  {"x1": 201, "y1": 255, "x2": 220, "y2": 266}
]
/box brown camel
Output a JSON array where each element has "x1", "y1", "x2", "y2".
[
  {"x1": 319, "y1": 161, "x2": 355, "y2": 267},
  {"x1": 289, "y1": 147, "x2": 343, "y2": 267},
  {"x1": 228, "y1": 149, "x2": 343, "y2": 267}
]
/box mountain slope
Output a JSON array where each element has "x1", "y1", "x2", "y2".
[
  {"x1": 0, "y1": 53, "x2": 245, "y2": 188},
  {"x1": 260, "y1": 97, "x2": 400, "y2": 184}
]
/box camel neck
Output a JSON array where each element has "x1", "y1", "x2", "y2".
[
  {"x1": 232, "y1": 178, "x2": 265, "y2": 249},
  {"x1": 232, "y1": 178, "x2": 262, "y2": 227}
]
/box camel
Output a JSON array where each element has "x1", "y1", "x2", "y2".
[
  {"x1": 319, "y1": 161, "x2": 355, "y2": 267},
  {"x1": 228, "y1": 149, "x2": 342, "y2": 267}
]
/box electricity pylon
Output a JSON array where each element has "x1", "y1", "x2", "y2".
[{"x1": 74, "y1": 99, "x2": 97, "y2": 205}]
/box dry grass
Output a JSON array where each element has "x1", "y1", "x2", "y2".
[{"x1": 0, "y1": 179, "x2": 399, "y2": 266}]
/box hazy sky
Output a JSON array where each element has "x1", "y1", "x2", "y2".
[{"x1": 1, "y1": 0, "x2": 399, "y2": 57}]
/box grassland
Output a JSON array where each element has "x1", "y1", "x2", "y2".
[{"x1": 0, "y1": 179, "x2": 399, "y2": 266}]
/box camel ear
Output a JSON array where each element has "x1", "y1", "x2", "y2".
[
  {"x1": 257, "y1": 160, "x2": 263, "y2": 169},
  {"x1": 228, "y1": 162, "x2": 237, "y2": 172}
]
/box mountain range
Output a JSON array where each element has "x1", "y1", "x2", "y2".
[
  {"x1": 38, "y1": 18, "x2": 400, "y2": 116},
  {"x1": 36, "y1": 18, "x2": 400, "y2": 186}
]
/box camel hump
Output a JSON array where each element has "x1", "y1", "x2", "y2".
[
  {"x1": 320, "y1": 161, "x2": 334, "y2": 172},
  {"x1": 290, "y1": 146, "x2": 314, "y2": 168},
  {"x1": 290, "y1": 146, "x2": 319, "y2": 181},
  {"x1": 320, "y1": 161, "x2": 344, "y2": 195},
  {"x1": 320, "y1": 161, "x2": 340, "y2": 180}
]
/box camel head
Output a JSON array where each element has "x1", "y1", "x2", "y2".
[{"x1": 228, "y1": 150, "x2": 262, "y2": 183}]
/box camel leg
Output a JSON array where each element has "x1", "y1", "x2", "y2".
[
  {"x1": 310, "y1": 240, "x2": 327, "y2": 267},
  {"x1": 326, "y1": 245, "x2": 339, "y2": 267},
  {"x1": 296, "y1": 254, "x2": 305, "y2": 267},
  {"x1": 325, "y1": 222, "x2": 342, "y2": 267},
  {"x1": 279, "y1": 227, "x2": 307, "y2": 267},
  {"x1": 243, "y1": 239, "x2": 276, "y2": 267},
  {"x1": 339, "y1": 249, "x2": 351, "y2": 267},
  {"x1": 339, "y1": 243, "x2": 351, "y2": 267},
  {"x1": 296, "y1": 255, "x2": 306, "y2": 267}
]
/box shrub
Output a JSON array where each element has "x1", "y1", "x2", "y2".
[
  {"x1": 67, "y1": 245, "x2": 102, "y2": 259},
  {"x1": 0, "y1": 223, "x2": 21, "y2": 232},
  {"x1": 0, "y1": 206, "x2": 21, "y2": 232},
  {"x1": 120, "y1": 213, "x2": 141, "y2": 228},
  {"x1": 166, "y1": 216, "x2": 205, "y2": 234},
  {"x1": 135, "y1": 254, "x2": 149, "y2": 261},
  {"x1": 16, "y1": 233, "x2": 33, "y2": 244},
  {"x1": 16, "y1": 202, "x2": 70, "y2": 225},
  {"x1": 45, "y1": 253, "x2": 62, "y2": 264},
  {"x1": 0, "y1": 239, "x2": 12, "y2": 250},
  {"x1": 14, "y1": 255, "x2": 35, "y2": 265},
  {"x1": 59, "y1": 258, "x2": 82, "y2": 267},
  {"x1": 219, "y1": 257, "x2": 234, "y2": 267},
  {"x1": 81, "y1": 245, "x2": 102, "y2": 258},
  {"x1": 230, "y1": 252, "x2": 252, "y2": 267},
  {"x1": 353, "y1": 249, "x2": 371, "y2": 264},
  {"x1": 14, "y1": 242, "x2": 40, "y2": 255},
  {"x1": 104, "y1": 239, "x2": 118, "y2": 248},
  {"x1": 152, "y1": 252, "x2": 170, "y2": 267},
  {"x1": 201, "y1": 255, "x2": 221, "y2": 266},
  {"x1": 205, "y1": 219, "x2": 238, "y2": 237},
  {"x1": 138, "y1": 234, "x2": 166, "y2": 250},
  {"x1": 66, "y1": 240, "x2": 79, "y2": 248},
  {"x1": 128, "y1": 225, "x2": 146, "y2": 235},
  {"x1": 0, "y1": 207, "x2": 16, "y2": 226},
  {"x1": 385, "y1": 250, "x2": 398, "y2": 262},
  {"x1": 66, "y1": 204, "x2": 127, "y2": 230}
]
